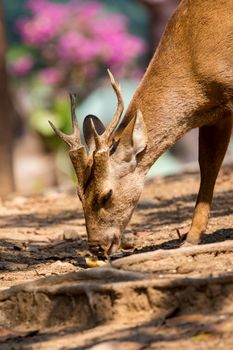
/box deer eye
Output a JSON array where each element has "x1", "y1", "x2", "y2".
[
  {"x1": 101, "y1": 189, "x2": 113, "y2": 207},
  {"x1": 109, "y1": 139, "x2": 119, "y2": 155}
]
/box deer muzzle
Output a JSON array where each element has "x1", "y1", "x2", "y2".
[{"x1": 88, "y1": 230, "x2": 121, "y2": 257}]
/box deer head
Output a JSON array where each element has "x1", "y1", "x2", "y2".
[{"x1": 49, "y1": 70, "x2": 147, "y2": 257}]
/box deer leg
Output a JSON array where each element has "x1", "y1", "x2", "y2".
[{"x1": 186, "y1": 112, "x2": 233, "y2": 244}]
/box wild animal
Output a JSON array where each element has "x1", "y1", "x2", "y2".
[{"x1": 50, "y1": 0, "x2": 233, "y2": 256}]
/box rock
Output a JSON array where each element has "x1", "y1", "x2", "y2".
[
  {"x1": 122, "y1": 233, "x2": 135, "y2": 249},
  {"x1": 62, "y1": 229, "x2": 81, "y2": 241},
  {"x1": 85, "y1": 257, "x2": 107, "y2": 268},
  {"x1": 88, "y1": 341, "x2": 143, "y2": 350}
]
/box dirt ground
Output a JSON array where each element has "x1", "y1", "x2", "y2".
[{"x1": 1, "y1": 166, "x2": 233, "y2": 349}]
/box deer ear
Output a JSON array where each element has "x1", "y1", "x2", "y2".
[
  {"x1": 131, "y1": 110, "x2": 148, "y2": 156},
  {"x1": 113, "y1": 110, "x2": 147, "y2": 163},
  {"x1": 83, "y1": 115, "x2": 105, "y2": 151}
]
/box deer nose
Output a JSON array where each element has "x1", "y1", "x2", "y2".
[
  {"x1": 88, "y1": 243, "x2": 105, "y2": 257},
  {"x1": 88, "y1": 234, "x2": 121, "y2": 257}
]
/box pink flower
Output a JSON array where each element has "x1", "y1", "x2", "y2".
[
  {"x1": 10, "y1": 55, "x2": 34, "y2": 76},
  {"x1": 92, "y1": 15, "x2": 128, "y2": 37},
  {"x1": 26, "y1": 0, "x2": 47, "y2": 12},
  {"x1": 26, "y1": 0, "x2": 67, "y2": 19},
  {"x1": 101, "y1": 33, "x2": 143, "y2": 65},
  {"x1": 16, "y1": 0, "x2": 147, "y2": 81},
  {"x1": 17, "y1": 16, "x2": 61, "y2": 45},
  {"x1": 17, "y1": 0, "x2": 68, "y2": 45},
  {"x1": 71, "y1": 1, "x2": 102, "y2": 19},
  {"x1": 38, "y1": 67, "x2": 63, "y2": 85},
  {"x1": 57, "y1": 32, "x2": 101, "y2": 63}
]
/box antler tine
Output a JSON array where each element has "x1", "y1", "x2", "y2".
[
  {"x1": 49, "y1": 93, "x2": 83, "y2": 149},
  {"x1": 49, "y1": 94, "x2": 89, "y2": 199},
  {"x1": 105, "y1": 69, "x2": 124, "y2": 141},
  {"x1": 69, "y1": 93, "x2": 81, "y2": 140},
  {"x1": 90, "y1": 119, "x2": 103, "y2": 151},
  {"x1": 48, "y1": 120, "x2": 74, "y2": 148}
]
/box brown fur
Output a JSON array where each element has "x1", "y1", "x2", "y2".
[
  {"x1": 115, "y1": 0, "x2": 233, "y2": 245},
  {"x1": 52, "y1": 0, "x2": 233, "y2": 255}
]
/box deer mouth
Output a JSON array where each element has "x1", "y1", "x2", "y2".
[
  {"x1": 88, "y1": 244, "x2": 105, "y2": 257},
  {"x1": 88, "y1": 234, "x2": 121, "y2": 258},
  {"x1": 106, "y1": 235, "x2": 121, "y2": 256}
]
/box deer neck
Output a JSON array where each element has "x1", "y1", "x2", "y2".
[
  {"x1": 119, "y1": 51, "x2": 202, "y2": 176},
  {"x1": 116, "y1": 0, "x2": 224, "y2": 177}
]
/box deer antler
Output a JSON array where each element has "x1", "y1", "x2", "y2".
[
  {"x1": 49, "y1": 72, "x2": 124, "y2": 197},
  {"x1": 49, "y1": 93, "x2": 88, "y2": 199},
  {"x1": 49, "y1": 93, "x2": 82, "y2": 149},
  {"x1": 104, "y1": 69, "x2": 124, "y2": 142},
  {"x1": 89, "y1": 70, "x2": 124, "y2": 153}
]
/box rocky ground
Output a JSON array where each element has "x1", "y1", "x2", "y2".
[{"x1": 1, "y1": 165, "x2": 233, "y2": 349}]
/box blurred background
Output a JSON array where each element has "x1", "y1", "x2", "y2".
[{"x1": 0, "y1": 0, "x2": 214, "y2": 196}]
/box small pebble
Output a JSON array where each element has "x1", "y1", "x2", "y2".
[
  {"x1": 85, "y1": 257, "x2": 107, "y2": 268},
  {"x1": 62, "y1": 229, "x2": 80, "y2": 241},
  {"x1": 122, "y1": 233, "x2": 135, "y2": 249}
]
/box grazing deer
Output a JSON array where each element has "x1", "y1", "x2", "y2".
[{"x1": 50, "y1": 0, "x2": 233, "y2": 256}]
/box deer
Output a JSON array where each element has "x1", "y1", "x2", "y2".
[{"x1": 49, "y1": 0, "x2": 233, "y2": 257}]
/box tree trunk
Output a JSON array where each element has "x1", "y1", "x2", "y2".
[{"x1": 0, "y1": 1, "x2": 15, "y2": 196}]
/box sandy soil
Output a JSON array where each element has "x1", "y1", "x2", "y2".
[{"x1": 1, "y1": 166, "x2": 233, "y2": 349}]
